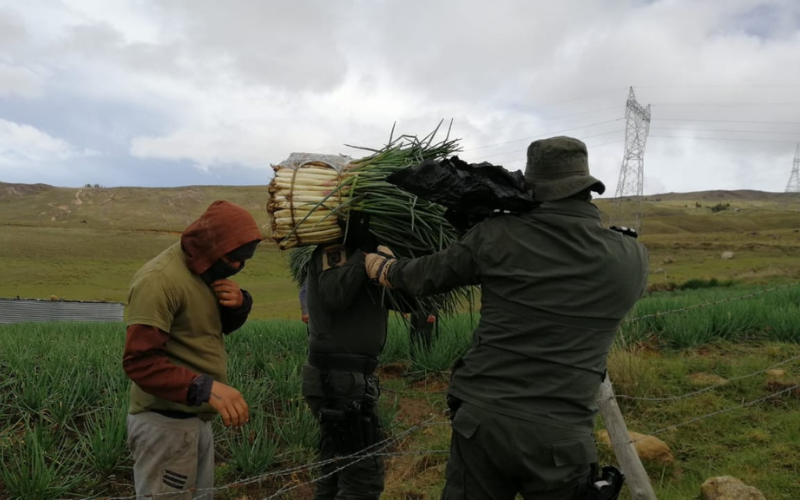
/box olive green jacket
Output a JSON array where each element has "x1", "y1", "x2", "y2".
[{"x1": 389, "y1": 199, "x2": 649, "y2": 431}]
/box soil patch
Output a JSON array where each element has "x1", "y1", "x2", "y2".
[
  {"x1": 411, "y1": 375, "x2": 449, "y2": 394},
  {"x1": 377, "y1": 363, "x2": 408, "y2": 380},
  {"x1": 397, "y1": 396, "x2": 437, "y2": 425}
]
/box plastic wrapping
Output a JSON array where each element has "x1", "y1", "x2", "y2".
[{"x1": 386, "y1": 156, "x2": 537, "y2": 232}]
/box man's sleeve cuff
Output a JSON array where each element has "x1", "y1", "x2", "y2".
[{"x1": 187, "y1": 374, "x2": 214, "y2": 406}]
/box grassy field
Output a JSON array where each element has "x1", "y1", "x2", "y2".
[
  {"x1": 1, "y1": 287, "x2": 800, "y2": 499},
  {"x1": 1, "y1": 183, "x2": 799, "y2": 499},
  {"x1": 2, "y1": 184, "x2": 799, "y2": 319}
]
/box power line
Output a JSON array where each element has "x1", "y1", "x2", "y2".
[
  {"x1": 468, "y1": 129, "x2": 624, "y2": 161},
  {"x1": 635, "y1": 83, "x2": 800, "y2": 88},
  {"x1": 530, "y1": 106, "x2": 623, "y2": 121},
  {"x1": 651, "y1": 102, "x2": 800, "y2": 107},
  {"x1": 653, "y1": 118, "x2": 800, "y2": 126},
  {"x1": 649, "y1": 135, "x2": 800, "y2": 144},
  {"x1": 650, "y1": 126, "x2": 800, "y2": 136},
  {"x1": 518, "y1": 87, "x2": 627, "y2": 108},
  {"x1": 455, "y1": 109, "x2": 625, "y2": 154},
  {"x1": 463, "y1": 118, "x2": 624, "y2": 152},
  {"x1": 502, "y1": 139, "x2": 625, "y2": 167},
  {"x1": 585, "y1": 139, "x2": 625, "y2": 148}
]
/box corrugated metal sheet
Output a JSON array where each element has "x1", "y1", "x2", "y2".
[{"x1": 0, "y1": 298, "x2": 124, "y2": 324}]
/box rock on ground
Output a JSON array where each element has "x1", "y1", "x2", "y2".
[
  {"x1": 689, "y1": 373, "x2": 729, "y2": 386},
  {"x1": 700, "y1": 476, "x2": 765, "y2": 500},
  {"x1": 596, "y1": 430, "x2": 674, "y2": 465}
]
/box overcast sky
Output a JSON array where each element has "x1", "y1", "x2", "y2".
[{"x1": 1, "y1": 0, "x2": 800, "y2": 196}]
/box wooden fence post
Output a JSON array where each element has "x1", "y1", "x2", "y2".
[{"x1": 596, "y1": 376, "x2": 658, "y2": 500}]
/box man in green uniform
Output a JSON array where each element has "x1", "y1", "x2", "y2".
[
  {"x1": 301, "y1": 233, "x2": 388, "y2": 500},
  {"x1": 123, "y1": 200, "x2": 262, "y2": 499},
  {"x1": 365, "y1": 136, "x2": 649, "y2": 500}
]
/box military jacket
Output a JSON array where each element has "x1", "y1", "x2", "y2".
[
  {"x1": 389, "y1": 199, "x2": 649, "y2": 431},
  {"x1": 306, "y1": 244, "x2": 389, "y2": 357}
]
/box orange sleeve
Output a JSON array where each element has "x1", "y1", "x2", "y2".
[{"x1": 122, "y1": 324, "x2": 199, "y2": 404}]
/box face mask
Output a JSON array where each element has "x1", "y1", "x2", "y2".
[{"x1": 201, "y1": 259, "x2": 244, "y2": 285}]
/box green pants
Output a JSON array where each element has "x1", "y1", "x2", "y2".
[
  {"x1": 302, "y1": 363, "x2": 385, "y2": 500},
  {"x1": 442, "y1": 402, "x2": 593, "y2": 500}
]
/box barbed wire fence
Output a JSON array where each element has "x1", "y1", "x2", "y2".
[
  {"x1": 623, "y1": 282, "x2": 800, "y2": 324},
  {"x1": 605, "y1": 281, "x2": 800, "y2": 443},
  {"x1": 63, "y1": 281, "x2": 800, "y2": 500},
  {"x1": 71, "y1": 418, "x2": 452, "y2": 500}
]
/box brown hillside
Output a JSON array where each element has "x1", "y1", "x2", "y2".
[
  {"x1": 1, "y1": 181, "x2": 798, "y2": 237},
  {"x1": 0, "y1": 181, "x2": 54, "y2": 198},
  {"x1": 0, "y1": 182, "x2": 798, "y2": 314},
  {"x1": 0, "y1": 182, "x2": 271, "y2": 232}
]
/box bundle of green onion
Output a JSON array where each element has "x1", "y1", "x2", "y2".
[
  {"x1": 275, "y1": 122, "x2": 472, "y2": 314},
  {"x1": 341, "y1": 125, "x2": 461, "y2": 256},
  {"x1": 287, "y1": 244, "x2": 314, "y2": 286},
  {"x1": 269, "y1": 122, "x2": 461, "y2": 252},
  {"x1": 268, "y1": 161, "x2": 344, "y2": 249}
]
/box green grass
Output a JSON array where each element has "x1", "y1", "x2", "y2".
[
  {"x1": 1, "y1": 287, "x2": 800, "y2": 499},
  {"x1": 0, "y1": 225, "x2": 300, "y2": 319},
  {"x1": 1, "y1": 187, "x2": 799, "y2": 320},
  {"x1": 604, "y1": 343, "x2": 800, "y2": 500},
  {"x1": 1, "y1": 186, "x2": 799, "y2": 498},
  {"x1": 616, "y1": 285, "x2": 800, "y2": 349}
]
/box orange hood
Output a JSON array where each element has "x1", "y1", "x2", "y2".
[{"x1": 180, "y1": 200, "x2": 263, "y2": 275}]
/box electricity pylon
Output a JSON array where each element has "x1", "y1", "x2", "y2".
[
  {"x1": 786, "y1": 143, "x2": 800, "y2": 193},
  {"x1": 611, "y1": 87, "x2": 651, "y2": 232}
]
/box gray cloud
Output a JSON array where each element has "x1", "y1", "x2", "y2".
[
  {"x1": 0, "y1": 64, "x2": 44, "y2": 98},
  {"x1": 0, "y1": 0, "x2": 799, "y2": 196},
  {"x1": 0, "y1": 6, "x2": 26, "y2": 46},
  {"x1": 145, "y1": 0, "x2": 352, "y2": 91}
]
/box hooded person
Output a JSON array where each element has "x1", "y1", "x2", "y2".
[
  {"x1": 123, "y1": 200, "x2": 262, "y2": 499},
  {"x1": 364, "y1": 137, "x2": 649, "y2": 500}
]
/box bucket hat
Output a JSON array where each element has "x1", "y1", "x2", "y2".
[{"x1": 524, "y1": 136, "x2": 605, "y2": 201}]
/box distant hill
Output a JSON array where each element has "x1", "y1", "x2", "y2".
[
  {"x1": 0, "y1": 181, "x2": 53, "y2": 197},
  {"x1": 1, "y1": 181, "x2": 798, "y2": 315},
  {"x1": 0, "y1": 181, "x2": 271, "y2": 232},
  {"x1": 636, "y1": 190, "x2": 799, "y2": 202},
  {"x1": 1, "y1": 181, "x2": 798, "y2": 236}
]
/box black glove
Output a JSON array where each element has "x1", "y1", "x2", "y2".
[{"x1": 339, "y1": 212, "x2": 378, "y2": 252}]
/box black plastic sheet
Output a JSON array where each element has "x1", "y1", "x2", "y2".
[{"x1": 386, "y1": 156, "x2": 538, "y2": 232}]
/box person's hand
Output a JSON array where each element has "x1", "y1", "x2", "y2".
[
  {"x1": 208, "y1": 381, "x2": 249, "y2": 428},
  {"x1": 365, "y1": 245, "x2": 396, "y2": 288},
  {"x1": 376, "y1": 245, "x2": 394, "y2": 258},
  {"x1": 301, "y1": 314, "x2": 309, "y2": 324},
  {"x1": 211, "y1": 279, "x2": 244, "y2": 308}
]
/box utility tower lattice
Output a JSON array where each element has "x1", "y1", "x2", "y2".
[
  {"x1": 786, "y1": 143, "x2": 800, "y2": 193},
  {"x1": 612, "y1": 87, "x2": 651, "y2": 232}
]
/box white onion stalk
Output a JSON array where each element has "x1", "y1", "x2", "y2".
[{"x1": 267, "y1": 161, "x2": 349, "y2": 249}]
